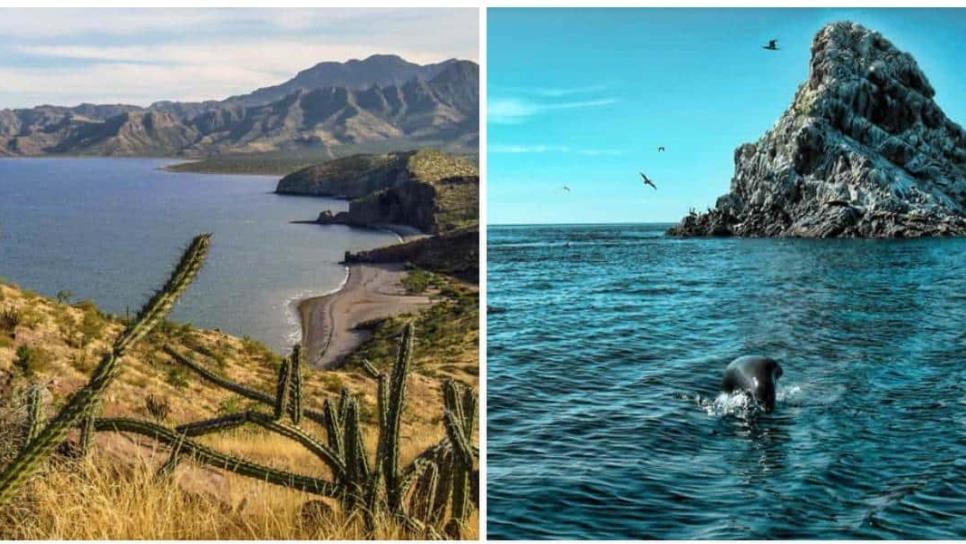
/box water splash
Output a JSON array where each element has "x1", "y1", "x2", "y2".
[{"x1": 696, "y1": 391, "x2": 757, "y2": 417}]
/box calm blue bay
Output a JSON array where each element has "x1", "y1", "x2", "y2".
[
  {"x1": 0, "y1": 158, "x2": 398, "y2": 352},
  {"x1": 487, "y1": 223, "x2": 966, "y2": 539}
]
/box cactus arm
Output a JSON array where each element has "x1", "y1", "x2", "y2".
[
  {"x1": 116, "y1": 234, "x2": 211, "y2": 353},
  {"x1": 92, "y1": 418, "x2": 339, "y2": 497},
  {"x1": 322, "y1": 398, "x2": 344, "y2": 459},
  {"x1": 155, "y1": 430, "x2": 186, "y2": 479},
  {"x1": 443, "y1": 411, "x2": 474, "y2": 468},
  {"x1": 450, "y1": 461, "x2": 470, "y2": 523},
  {"x1": 78, "y1": 409, "x2": 96, "y2": 457},
  {"x1": 170, "y1": 411, "x2": 345, "y2": 478},
  {"x1": 361, "y1": 359, "x2": 380, "y2": 379},
  {"x1": 175, "y1": 413, "x2": 248, "y2": 436},
  {"x1": 409, "y1": 460, "x2": 439, "y2": 521},
  {"x1": 163, "y1": 345, "x2": 326, "y2": 426},
  {"x1": 163, "y1": 345, "x2": 274, "y2": 404},
  {"x1": 0, "y1": 233, "x2": 211, "y2": 508},
  {"x1": 22, "y1": 385, "x2": 43, "y2": 447},
  {"x1": 429, "y1": 448, "x2": 455, "y2": 524},
  {"x1": 244, "y1": 411, "x2": 345, "y2": 478},
  {"x1": 343, "y1": 398, "x2": 370, "y2": 482}
]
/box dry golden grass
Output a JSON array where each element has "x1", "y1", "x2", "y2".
[
  {"x1": 0, "y1": 445, "x2": 478, "y2": 540},
  {"x1": 0, "y1": 279, "x2": 478, "y2": 539}
]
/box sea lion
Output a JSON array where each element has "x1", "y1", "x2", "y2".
[{"x1": 721, "y1": 356, "x2": 783, "y2": 412}]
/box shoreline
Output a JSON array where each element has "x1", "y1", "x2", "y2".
[{"x1": 297, "y1": 262, "x2": 432, "y2": 369}]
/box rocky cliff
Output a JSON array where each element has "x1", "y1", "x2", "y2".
[
  {"x1": 0, "y1": 55, "x2": 478, "y2": 158},
  {"x1": 344, "y1": 225, "x2": 479, "y2": 282},
  {"x1": 669, "y1": 22, "x2": 966, "y2": 238},
  {"x1": 276, "y1": 152, "x2": 419, "y2": 198},
  {"x1": 284, "y1": 149, "x2": 479, "y2": 234}
]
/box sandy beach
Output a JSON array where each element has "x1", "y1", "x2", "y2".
[{"x1": 298, "y1": 263, "x2": 432, "y2": 368}]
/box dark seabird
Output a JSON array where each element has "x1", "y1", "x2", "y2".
[
  {"x1": 562, "y1": 185, "x2": 571, "y2": 192},
  {"x1": 640, "y1": 172, "x2": 657, "y2": 190},
  {"x1": 763, "y1": 39, "x2": 779, "y2": 50},
  {"x1": 657, "y1": 146, "x2": 666, "y2": 152}
]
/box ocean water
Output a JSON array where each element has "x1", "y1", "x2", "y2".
[
  {"x1": 0, "y1": 158, "x2": 399, "y2": 352},
  {"x1": 487, "y1": 223, "x2": 966, "y2": 539}
]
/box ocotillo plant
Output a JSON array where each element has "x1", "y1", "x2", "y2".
[{"x1": 0, "y1": 233, "x2": 211, "y2": 508}]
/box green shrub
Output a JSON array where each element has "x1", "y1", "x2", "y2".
[
  {"x1": 402, "y1": 269, "x2": 436, "y2": 294},
  {"x1": 217, "y1": 395, "x2": 245, "y2": 416},
  {"x1": 69, "y1": 352, "x2": 95, "y2": 373},
  {"x1": 0, "y1": 308, "x2": 19, "y2": 336},
  {"x1": 15, "y1": 307, "x2": 43, "y2": 328},
  {"x1": 165, "y1": 366, "x2": 189, "y2": 389},
  {"x1": 76, "y1": 301, "x2": 106, "y2": 346},
  {"x1": 15, "y1": 345, "x2": 53, "y2": 377}
]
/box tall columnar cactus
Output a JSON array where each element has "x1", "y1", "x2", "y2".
[
  {"x1": 382, "y1": 322, "x2": 414, "y2": 511},
  {"x1": 287, "y1": 344, "x2": 303, "y2": 424},
  {"x1": 274, "y1": 354, "x2": 291, "y2": 420},
  {"x1": 0, "y1": 233, "x2": 211, "y2": 508}
]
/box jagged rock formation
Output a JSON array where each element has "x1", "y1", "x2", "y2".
[
  {"x1": 0, "y1": 55, "x2": 478, "y2": 158},
  {"x1": 669, "y1": 22, "x2": 966, "y2": 238},
  {"x1": 281, "y1": 149, "x2": 479, "y2": 234}
]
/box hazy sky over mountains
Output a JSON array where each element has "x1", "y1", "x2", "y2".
[{"x1": 0, "y1": 8, "x2": 478, "y2": 108}]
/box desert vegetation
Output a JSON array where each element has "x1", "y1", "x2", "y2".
[{"x1": 0, "y1": 235, "x2": 478, "y2": 539}]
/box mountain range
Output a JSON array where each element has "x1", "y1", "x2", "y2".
[{"x1": 0, "y1": 54, "x2": 478, "y2": 158}]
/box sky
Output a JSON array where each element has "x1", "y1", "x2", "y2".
[
  {"x1": 0, "y1": 8, "x2": 478, "y2": 108},
  {"x1": 488, "y1": 8, "x2": 966, "y2": 225}
]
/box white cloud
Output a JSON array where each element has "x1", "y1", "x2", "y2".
[
  {"x1": 492, "y1": 84, "x2": 609, "y2": 98},
  {"x1": 0, "y1": 8, "x2": 477, "y2": 108},
  {"x1": 488, "y1": 97, "x2": 618, "y2": 124}
]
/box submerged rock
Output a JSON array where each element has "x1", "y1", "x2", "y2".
[{"x1": 669, "y1": 22, "x2": 966, "y2": 238}]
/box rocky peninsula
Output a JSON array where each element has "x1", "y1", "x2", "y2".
[
  {"x1": 279, "y1": 148, "x2": 479, "y2": 367},
  {"x1": 669, "y1": 22, "x2": 966, "y2": 238},
  {"x1": 278, "y1": 149, "x2": 479, "y2": 234}
]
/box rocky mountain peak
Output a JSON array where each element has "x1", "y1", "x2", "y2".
[{"x1": 669, "y1": 21, "x2": 966, "y2": 238}]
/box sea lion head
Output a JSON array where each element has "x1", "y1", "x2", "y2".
[
  {"x1": 722, "y1": 355, "x2": 784, "y2": 412},
  {"x1": 752, "y1": 358, "x2": 783, "y2": 412}
]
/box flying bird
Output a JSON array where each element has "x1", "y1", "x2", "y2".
[
  {"x1": 562, "y1": 185, "x2": 571, "y2": 193},
  {"x1": 640, "y1": 172, "x2": 657, "y2": 190},
  {"x1": 657, "y1": 146, "x2": 666, "y2": 152},
  {"x1": 763, "y1": 39, "x2": 779, "y2": 51}
]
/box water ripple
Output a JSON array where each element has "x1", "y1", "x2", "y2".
[{"x1": 487, "y1": 224, "x2": 966, "y2": 539}]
